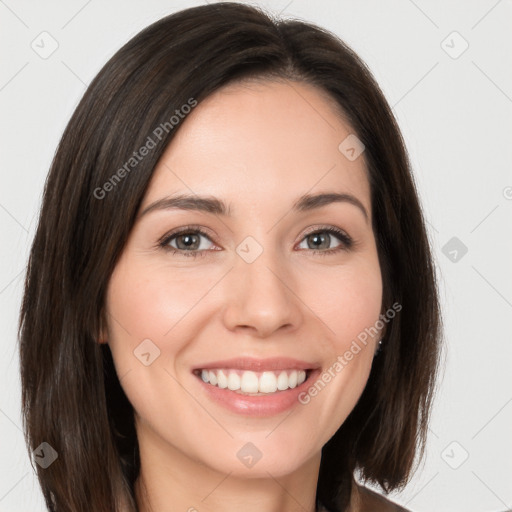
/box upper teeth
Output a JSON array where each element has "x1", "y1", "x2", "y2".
[{"x1": 200, "y1": 369, "x2": 307, "y2": 394}]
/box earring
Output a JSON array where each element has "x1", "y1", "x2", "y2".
[{"x1": 374, "y1": 339, "x2": 383, "y2": 356}]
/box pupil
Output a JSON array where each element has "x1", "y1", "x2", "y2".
[
  {"x1": 310, "y1": 233, "x2": 328, "y2": 250},
  {"x1": 178, "y1": 234, "x2": 198, "y2": 250}
]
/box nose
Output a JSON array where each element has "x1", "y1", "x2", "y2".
[{"x1": 222, "y1": 244, "x2": 303, "y2": 338}]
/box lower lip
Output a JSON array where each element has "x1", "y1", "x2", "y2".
[{"x1": 194, "y1": 369, "x2": 321, "y2": 417}]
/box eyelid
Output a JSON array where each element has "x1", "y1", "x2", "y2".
[{"x1": 300, "y1": 224, "x2": 350, "y2": 240}]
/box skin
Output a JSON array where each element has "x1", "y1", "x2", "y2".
[{"x1": 102, "y1": 79, "x2": 384, "y2": 512}]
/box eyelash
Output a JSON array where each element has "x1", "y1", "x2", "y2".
[{"x1": 157, "y1": 224, "x2": 354, "y2": 259}]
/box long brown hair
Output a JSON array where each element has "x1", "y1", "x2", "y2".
[{"x1": 18, "y1": 3, "x2": 442, "y2": 511}]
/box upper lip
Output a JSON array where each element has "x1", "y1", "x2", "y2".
[{"x1": 192, "y1": 357, "x2": 319, "y2": 372}]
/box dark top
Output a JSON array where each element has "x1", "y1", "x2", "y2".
[{"x1": 319, "y1": 481, "x2": 411, "y2": 512}]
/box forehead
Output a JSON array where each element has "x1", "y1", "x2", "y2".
[{"x1": 142, "y1": 79, "x2": 370, "y2": 217}]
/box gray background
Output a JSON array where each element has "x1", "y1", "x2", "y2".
[{"x1": 1, "y1": 0, "x2": 511, "y2": 510}]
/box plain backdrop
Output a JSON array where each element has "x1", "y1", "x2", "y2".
[{"x1": 1, "y1": 1, "x2": 511, "y2": 511}]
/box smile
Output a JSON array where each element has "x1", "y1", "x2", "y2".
[
  {"x1": 191, "y1": 357, "x2": 320, "y2": 416},
  {"x1": 195, "y1": 368, "x2": 310, "y2": 395}
]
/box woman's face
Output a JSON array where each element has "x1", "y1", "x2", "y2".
[{"x1": 104, "y1": 79, "x2": 383, "y2": 478}]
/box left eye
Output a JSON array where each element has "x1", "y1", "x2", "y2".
[{"x1": 297, "y1": 228, "x2": 352, "y2": 252}]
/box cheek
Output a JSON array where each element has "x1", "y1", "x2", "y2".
[
  {"x1": 102, "y1": 259, "x2": 178, "y2": 386},
  {"x1": 103, "y1": 255, "x2": 227, "y2": 412},
  {"x1": 105, "y1": 257, "x2": 218, "y2": 349},
  {"x1": 103, "y1": 258, "x2": 201, "y2": 435},
  {"x1": 295, "y1": 256, "x2": 382, "y2": 430},
  {"x1": 303, "y1": 256, "x2": 383, "y2": 347}
]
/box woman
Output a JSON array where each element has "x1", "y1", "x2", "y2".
[{"x1": 18, "y1": 3, "x2": 442, "y2": 511}]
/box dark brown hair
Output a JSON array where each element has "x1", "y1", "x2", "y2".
[{"x1": 18, "y1": 3, "x2": 442, "y2": 511}]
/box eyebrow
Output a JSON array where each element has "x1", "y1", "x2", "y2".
[{"x1": 139, "y1": 191, "x2": 369, "y2": 222}]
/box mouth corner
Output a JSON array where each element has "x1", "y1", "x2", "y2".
[{"x1": 305, "y1": 367, "x2": 321, "y2": 381}]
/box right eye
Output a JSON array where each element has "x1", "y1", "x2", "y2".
[{"x1": 159, "y1": 226, "x2": 217, "y2": 258}]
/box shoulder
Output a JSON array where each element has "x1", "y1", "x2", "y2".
[{"x1": 350, "y1": 482, "x2": 411, "y2": 512}]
